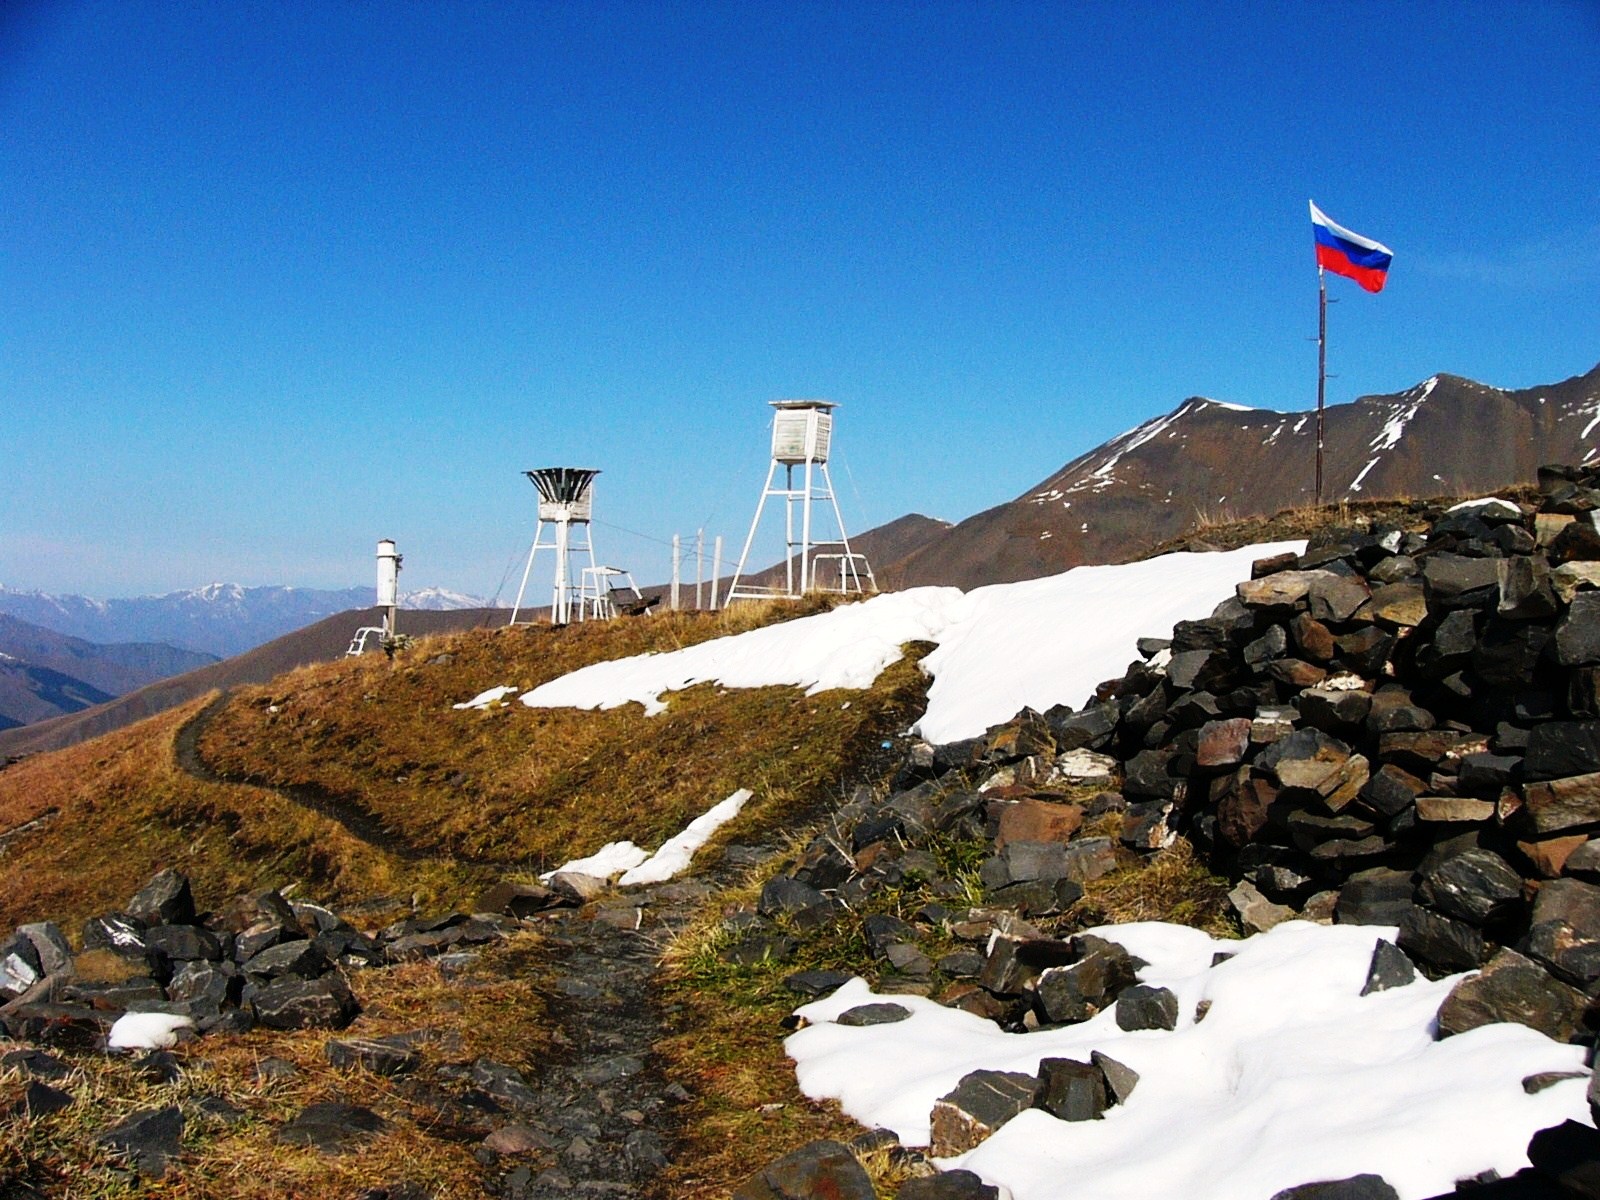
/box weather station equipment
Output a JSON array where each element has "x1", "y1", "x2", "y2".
[
  {"x1": 510, "y1": 467, "x2": 605, "y2": 625},
  {"x1": 346, "y1": 539, "x2": 404, "y2": 656},
  {"x1": 725, "y1": 400, "x2": 875, "y2": 602}
]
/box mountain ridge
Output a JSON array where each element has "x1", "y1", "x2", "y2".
[
  {"x1": 0, "y1": 583, "x2": 492, "y2": 659},
  {"x1": 883, "y1": 361, "x2": 1600, "y2": 589}
]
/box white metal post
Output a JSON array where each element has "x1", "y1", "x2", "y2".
[
  {"x1": 799, "y1": 457, "x2": 815, "y2": 593},
  {"x1": 671, "y1": 534, "x2": 681, "y2": 611},
  {"x1": 695, "y1": 528, "x2": 704, "y2": 610},
  {"x1": 711, "y1": 535, "x2": 723, "y2": 610},
  {"x1": 553, "y1": 517, "x2": 571, "y2": 624}
]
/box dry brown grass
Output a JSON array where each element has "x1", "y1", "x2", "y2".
[
  {"x1": 195, "y1": 610, "x2": 929, "y2": 877},
  {"x1": 0, "y1": 699, "x2": 439, "y2": 931},
  {"x1": 0, "y1": 931, "x2": 558, "y2": 1199},
  {"x1": 1149, "y1": 496, "x2": 1443, "y2": 557},
  {"x1": 1067, "y1": 838, "x2": 1238, "y2": 937}
]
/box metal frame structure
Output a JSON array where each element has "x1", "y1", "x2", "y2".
[
  {"x1": 726, "y1": 400, "x2": 875, "y2": 602},
  {"x1": 576, "y1": 565, "x2": 643, "y2": 621},
  {"x1": 511, "y1": 468, "x2": 601, "y2": 626}
]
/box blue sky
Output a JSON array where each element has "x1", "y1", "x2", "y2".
[{"x1": 3, "y1": 1, "x2": 1597, "y2": 597}]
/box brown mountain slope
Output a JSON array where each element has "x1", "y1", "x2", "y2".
[{"x1": 887, "y1": 362, "x2": 1600, "y2": 588}]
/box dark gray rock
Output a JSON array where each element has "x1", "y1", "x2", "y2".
[
  {"x1": 1270, "y1": 1176, "x2": 1399, "y2": 1200},
  {"x1": 97, "y1": 1105, "x2": 184, "y2": 1178},
  {"x1": 1357, "y1": 764, "x2": 1427, "y2": 818},
  {"x1": 980, "y1": 841, "x2": 1073, "y2": 890},
  {"x1": 1397, "y1": 906, "x2": 1487, "y2": 974},
  {"x1": 242, "y1": 938, "x2": 330, "y2": 981},
  {"x1": 1526, "y1": 878, "x2": 1600, "y2": 985},
  {"x1": 1526, "y1": 1121, "x2": 1600, "y2": 1199},
  {"x1": 836, "y1": 1003, "x2": 912, "y2": 1027},
  {"x1": 1114, "y1": 984, "x2": 1179, "y2": 1031},
  {"x1": 1458, "y1": 753, "x2": 1522, "y2": 794},
  {"x1": 1424, "y1": 554, "x2": 1501, "y2": 607},
  {"x1": 1417, "y1": 848, "x2": 1524, "y2": 926},
  {"x1": 470, "y1": 1058, "x2": 540, "y2": 1110},
  {"x1": 1555, "y1": 593, "x2": 1600, "y2": 665},
  {"x1": 930, "y1": 1069, "x2": 1039, "y2": 1157},
  {"x1": 126, "y1": 870, "x2": 195, "y2": 928},
  {"x1": 326, "y1": 1036, "x2": 420, "y2": 1076},
  {"x1": 898, "y1": 1169, "x2": 1000, "y2": 1200},
  {"x1": 233, "y1": 919, "x2": 297, "y2": 963},
  {"x1": 1, "y1": 933, "x2": 41, "y2": 995},
  {"x1": 732, "y1": 1139, "x2": 875, "y2": 1200},
  {"x1": 985, "y1": 877, "x2": 1084, "y2": 919},
  {"x1": 80, "y1": 912, "x2": 150, "y2": 960},
  {"x1": 1033, "y1": 944, "x2": 1139, "y2": 1023},
  {"x1": 1053, "y1": 702, "x2": 1119, "y2": 751},
  {"x1": 1034, "y1": 1057, "x2": 1107, "y2": 1122},
  {"x1": 249, "y1": 974, "x2": 359, "y2": 1030},
  {"x1": 979, "y1": 934, "x2": 1075, "y2": 997},
  {"x1": 167, "y1": 960, "x2": 238, "y2": 1008},
  {"x1": 17, "y1": 922, "x2": 72, "y2": 976},
  {"x1": 1437, "y1": 948, "x2": 1589, "y2": 1043},
  {"x1": 1, "y1": 1048, "x2": 71, "y2": 1080},
  {"x1": 1, "y1": 1002, "x2": 112, "y2": 1049},
  {"x1": 12, "y1": 1079, "x2": 72, "y2": 1117},
  {"x1": 1337, "y1": 876, "x2": 1414, "y2": 928},
  {"x1": 1091, "y1": 1050, "x2": 1140, "y2": 1104},
  {"x1": 862, "y1": 913, "x2": 918, "y2": 959},
  {"x1": 1360, "y1": 940, "x2": 1416, "y2": 996},
  {"x1": 783, "y1": 969, "x2": 854, "y2": 997},
  {"x1": 145, "y1": 923, "x2": 223, "y2": 963},
  {"x1": 276, "y1": 1101, "x2": 388, "y2": 1154},
  {"x1": 1474, "y1": 623, "x2": 1555, "y2": 689},
  {"x1": 1528, "y1": 723, "x2": 1600, "y2": 781}
]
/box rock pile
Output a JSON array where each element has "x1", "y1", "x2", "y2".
[
  {"x1": 0, "y1": 868, "x2": 523, "y2": 1048},
  {"x1": 1081, "y1": 470, "x2": 1600, "y2": 1035},
  {"x1": 734, "y1": 466, "x2": 1600, "y2": 1198}
]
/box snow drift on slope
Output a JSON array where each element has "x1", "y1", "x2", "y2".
[{"x1": 509, "y1": 542, "x2": 1304, "y2": 744}]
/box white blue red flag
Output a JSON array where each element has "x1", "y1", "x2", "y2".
[{"x1": 1309, "y1": 201, "x2": 1393, "y2": 293}]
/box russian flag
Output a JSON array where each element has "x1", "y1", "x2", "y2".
[{"x1": 1310, "y1": 201, "x2": 1393, "y2": 293}]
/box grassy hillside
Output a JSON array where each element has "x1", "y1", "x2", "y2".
[{"x1": 0, "y1": 601, "x2": 930, "y2": 931}]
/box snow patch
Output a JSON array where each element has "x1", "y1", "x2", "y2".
[
  {"x1": 1349, "y1": 457, "x2": 1381, "y2": 493},
  {"x1": 785, "y1": 921, "x2": 1588, "y2": 1200},
  {"x1": 108, "y1": 1012, "x2": 195, "y2": 1051},
  {"x1": 453, "y1": 685, "x2": 518, "y2": 710},
  {"x1": 504, "y1": 542, "x2": 1304, "y2": 747},
  {"x1": 541, "y1": 841, "x2": 651, "y2": 883},
  {"x1": 521, "y1": 589, "x2": 966, "y2": 717},
  {"x1": 618, "y1": 788, "x2": 753, "y2": 885}
]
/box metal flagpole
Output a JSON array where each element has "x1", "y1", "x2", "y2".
[{"x1": 1316, "y1": 265, "x2": 1327, "y2": 506}]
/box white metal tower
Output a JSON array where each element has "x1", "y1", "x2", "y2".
[
  {"x1": 346, "y1": 539, "x2": 403, "y2": 655},
  {"x1": 726, "y1": 400, "x2": 875, "y2": 602},
  {"x1": 511, "y1": 467, "x2": 601, "y2": 625}
]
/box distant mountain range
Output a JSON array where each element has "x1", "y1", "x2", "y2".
[
  {"x1": 884, "y1": 362, "x2": 1600, "y2": 588},
  {"x1": 0, "y1": 613, "x2": 217, "y2": 732},
  {"x1": 0, "y1": 583, "x2": 490, "y2": 659}
]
